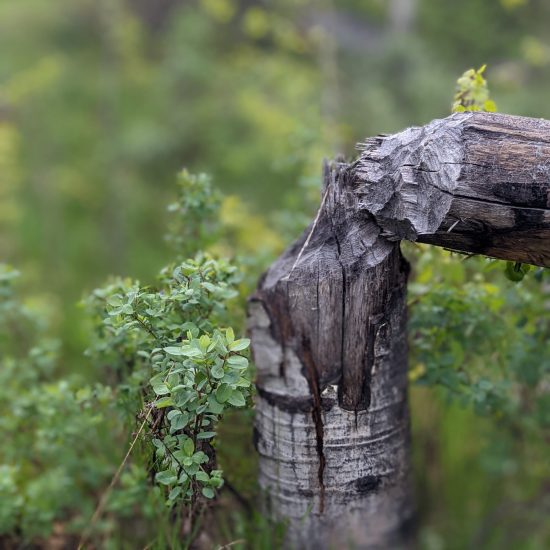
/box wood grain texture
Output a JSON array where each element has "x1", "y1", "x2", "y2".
[
  {"x1": 353, "y1": 112, "x2": 550, "y2": 267},
  {"x1": 249, "y1": 161, "x2": 413, "y2": 549},
  {"x1": 249, "y1": 111, "x2": 550, "y2": 549}
]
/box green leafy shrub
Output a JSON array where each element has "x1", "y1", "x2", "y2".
[
  {"x1": 0, "y1": 265, "x2": 118, "y2": 541},
  {"x1": 86, "y1": 253, "x2": 252, "y2": 511},
  {"x1": 165, "y1": 170, "x2": 223, "y2": 256},
  {"x1": 408, "y1": 246, "x2": 550, "y2": 546},
  {"x1": 0, "y1": 170, "x2": 257, "y2": 547}
]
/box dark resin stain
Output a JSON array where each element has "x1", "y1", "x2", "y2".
[{"x1": 355, "y1": 475, "x2": 382, "y2": 493}]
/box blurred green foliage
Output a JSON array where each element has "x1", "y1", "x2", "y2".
[
  {"x1": 0, "y1": 265, "x2": 122, "y2": 543},
  {"x1": 452, "y1": 65, "x2": 497, "y2": 113},
  {"x1": 408, "y1": 246, "x2": 550, "y2": 549},
  {"x1": 1, "y1": 0, "x2": 550, "y2": 548}
]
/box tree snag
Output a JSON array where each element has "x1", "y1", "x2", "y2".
[{"x1": 248, "y1": 112, "x2": 550, "y2": 549}]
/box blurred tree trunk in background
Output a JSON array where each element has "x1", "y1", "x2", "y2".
[
  {"x1": 99, "y1": 0, "x2": 127, "y2": 273},
  {"x1": 389, "y1": 0, "x2": 417, "y2": 34},
  {"x1": 129, "y1": 0, "x2": 180, "y2": 30}
]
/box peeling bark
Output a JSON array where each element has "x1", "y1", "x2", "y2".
[
  {"x1": 249, "y1": 161, "x2": 412, "y2": 548},
  {"x1": 249, "y1": 112, "x2": 550, "y2": 549}
]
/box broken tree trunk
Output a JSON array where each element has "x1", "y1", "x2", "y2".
[
  {"x1": 354, "y1": 111, "x2": 550, "y2": 266},
  {"x1": 248, "y1": 112, "x2": 550, "y2": 549},
  {"x1": 249, "y1": 161, "x2": 413, "y2": 549}
]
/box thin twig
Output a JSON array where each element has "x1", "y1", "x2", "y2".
[
  {"x1": 77, "y1": 405, "x2": 153, "y2": 549},
  {"x1": 284, "y1": 187, "x2": 330, "y2": 280},
  {"x1": 223, "y1": 478, "x2": 252, "y2": 516},
  {"x1": 77, "y1": 359, "x2": 180, "y2": 549},
  {"x1": 217, "y1": 539, "x2": 246, "y2": 550},
  {"x1": 447, "y1": 219, "x2": 460, "y2": 233}
]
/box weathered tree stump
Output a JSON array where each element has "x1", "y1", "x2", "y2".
[{"x1": 248, "y1": 112, "x2": 550, "y2": 549}]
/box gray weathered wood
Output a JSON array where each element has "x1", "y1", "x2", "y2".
[
  {"x1": 249, "y1": 112, "x2": 550, "y2": 549},
  {"x1": 249, "y1": 161, "x2": 413, "y2": 549},
  {"x1": 353, "y1": 112, "x2": 550, "y2": 266}
]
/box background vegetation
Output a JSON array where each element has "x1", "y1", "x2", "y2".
[{"x1": 0, "y1": 0, "x2": 549, "y2": 548}]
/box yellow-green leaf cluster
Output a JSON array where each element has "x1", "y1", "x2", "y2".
[{"x1": 452, "y1": 65, "x2": 497, "y2": 113}]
